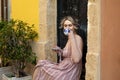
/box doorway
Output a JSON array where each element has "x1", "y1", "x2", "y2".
[{"x1": 57, "y1": 0, "x2": 88, "y2": 80}]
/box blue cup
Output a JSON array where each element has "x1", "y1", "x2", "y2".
[{"x1": 64, "y1": 29, "x2": 70, "y2": 35}]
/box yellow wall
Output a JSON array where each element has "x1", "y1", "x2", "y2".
[{"x1": 11, "y1": 0, "x2": 39, "y2": 31}]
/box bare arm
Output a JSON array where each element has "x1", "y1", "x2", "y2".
[{"x1": 69, "y1": 31, "x2": 83, "y2": 63}]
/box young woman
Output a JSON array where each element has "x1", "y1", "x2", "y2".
[{"x1": 33, "y1": 16, "x2": 83, "y2": 80}]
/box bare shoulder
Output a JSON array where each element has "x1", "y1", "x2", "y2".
[
  {"x1": 76, "y1": 35, "x2": 83, "y2": 42},
  {"x1": 75, "y1": 34, "x2": 83, "y2": 50}
]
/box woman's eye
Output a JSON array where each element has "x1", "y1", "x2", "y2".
[
  {"x1": 64, "y1": 24, "x2": 73, "y2": 27},
  {"x1": 64, "y1": 25, "x2": 67, "y2": 27},
  {"x1": 69, "y1": 24, "x2": 73, "y2": 27}
]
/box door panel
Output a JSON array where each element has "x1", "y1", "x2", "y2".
[{"x1": 101, "y1": 0, "x2": 120, "y2": 80}]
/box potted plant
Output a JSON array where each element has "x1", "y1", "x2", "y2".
[
  {"x1": 0, "y1": 19, "x2": 38, "y2": 79},
  {"x1": 0, "y1": 20, "x2": 13, "y2": 80},
  {"x1": 0, "y1": 20, "x2": 11, "y2": 67}
]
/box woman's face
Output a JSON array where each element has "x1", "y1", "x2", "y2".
[{"x1": 63, "y1": 20, "x2": 74, "y2": 31}]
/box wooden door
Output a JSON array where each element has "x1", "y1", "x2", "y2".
[
  {"x1": 101, "y1": 0, "x2": 120, "y2": 80},
  {"x1": 1, "y1": 0, "x2": 8, "y2": 21}
]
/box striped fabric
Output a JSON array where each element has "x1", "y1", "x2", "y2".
[{"x1": 33, "y1": 41, "x2": 82, "y2": 80}]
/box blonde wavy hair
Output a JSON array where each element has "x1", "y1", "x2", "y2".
[{"x1": 60, "y1": 16, "x2": 79, "y2": 30}]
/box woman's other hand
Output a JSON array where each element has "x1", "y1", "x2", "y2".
[{"x1": 52, "y1": 46, "x2": 62, "y2": 53}]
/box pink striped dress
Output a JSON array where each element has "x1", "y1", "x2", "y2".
[{"x1": 34, "y1": 41, "x2": 82, "y2": 80}]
